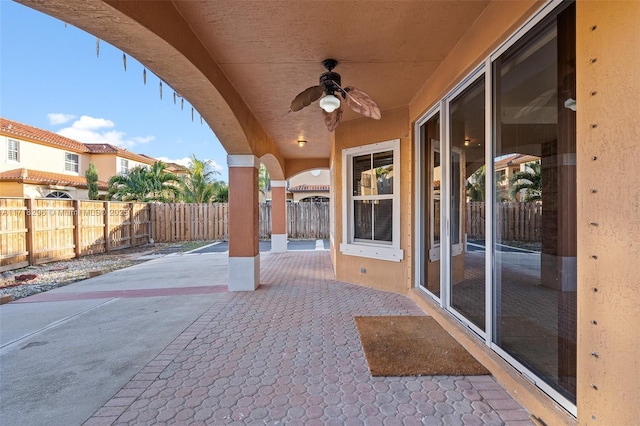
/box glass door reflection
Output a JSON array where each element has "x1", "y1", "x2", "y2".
[{"x1": 448, "y1": 76, "x2": 486, "y2": 333}]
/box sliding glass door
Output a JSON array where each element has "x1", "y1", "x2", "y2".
[
  {"x1": 491, "y1": 3, "x2": 576, "y2": 404},
  {"x1": 418, "y1": 112, "x2": 441, "y2": 299},
  {"x1": 447, "y1": 75, "x2": 486, "y2": 334},
  {"x1": 416, "y1": 0, "x2": 576, "y2": 412}
]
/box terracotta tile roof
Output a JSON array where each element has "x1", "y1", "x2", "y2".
[
  {"x1": 84, "y1": 143, "x2": 119, "y2": 154},
  {"x1": 164, "y1": 162, "x2": 189, "y2": 174},
  {"x1": 85, "y1": 143, "x2": 155, "y2": 165},
  {"x1": 0, "y1": 118, "x2": 157, "y2": 166},
  {"x1": 0, "y1": 168, "x2": 109, "y2": 190},
  {"x1": 494, "y1": 154, "x2": 540, "y2": 169},
  {"x1": 0, "y1": 118, "x2": 88, "y2": 153},
  {"x1": 288, "y1": 184, "x2": 330, "y2": 193}
]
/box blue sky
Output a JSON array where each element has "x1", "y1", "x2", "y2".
[{"x1": 0, "y1": 1, "x2": 228, "y2": 182}]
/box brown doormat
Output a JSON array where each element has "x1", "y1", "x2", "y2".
[{"x1": 354, "y1": 316, "x2": 490, "y2": 376}]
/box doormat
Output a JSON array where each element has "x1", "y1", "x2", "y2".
[{"x1": 354, "y1": 316, "x2": 490, "y2": 376}]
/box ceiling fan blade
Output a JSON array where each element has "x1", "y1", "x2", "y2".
[
  {"x1": 290, "y1": 85, "x2": 324, "y2": 112},
  {"x1": 323, "y1": 105, "x2": 343, "y2": 132},
  {"x1": 344, "y1": 86, "x2": 382, "y2": 120}
]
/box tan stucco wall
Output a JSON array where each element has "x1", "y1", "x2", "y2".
[
  {"x1": 576, "y1": 1, "x2": 640, "y2": 424},
  {"x1": 332, "y1": 107, "x2": 412, "y2": 293},
  {"x1": 0, "y1": 136, "x2": 89, "y2": 176},
  {"x1": 288, "y1": 169, "x2": 330, "y2": 187},
  {"x1": 409, "y1": 0, "x2": 542, "y2": 118},
  {"x1": 90, "y1": 156, "x2": 117, "y2": 182},
  {"x1": 0, "y1": 182, "x2": 24, "y2": 197},
  {"x1": 0, "y1": 182, "x2": 89, "y2": 199}
]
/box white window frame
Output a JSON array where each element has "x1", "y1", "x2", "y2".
[
  {"x1": 7, "y1": 139, "x2": 19, "y2": 162},
  {"x1": 120, "y1": 158, "x2": 129, "y2": 175},
  {"x1": 340, "y1": 139, "x2": 403, "y2": 262},
  {"x1": 64, "y1": 152, "x2": 79, "y2": 173}
]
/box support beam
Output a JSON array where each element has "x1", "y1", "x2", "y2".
[{"x1": 227, "y1": 155, "x2": 260, "y2": 291}]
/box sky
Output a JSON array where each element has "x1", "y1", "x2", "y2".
[{"x1": 0, "y1": 1, "x2": 229, "y2": 182}]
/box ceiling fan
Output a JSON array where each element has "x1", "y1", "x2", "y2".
[{"x1": 289, "y1": 59, "x2": 381, "y2": 132}]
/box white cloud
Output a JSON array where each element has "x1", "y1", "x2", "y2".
[
  {"x1": 69, "y1": 115, "x2": 114, "y2": 131},
  {"x1": 47, "y1": 113, "x2": 76, "y2": 125},
  {"x1": 56, "y1": 115, "x2": 154, "y2": 150}
]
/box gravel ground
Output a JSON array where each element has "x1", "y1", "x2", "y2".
[{"x1": 0, "y1": 242, "x2": 212, "y2": 301}]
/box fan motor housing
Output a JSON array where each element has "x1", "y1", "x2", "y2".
[{"x1": 319, "y1": 71, "x2": 341, "y2": 94}]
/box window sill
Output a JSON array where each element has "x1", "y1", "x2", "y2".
[{"x1": 339, "y1": 242, "x2": 404, "y2": 262}]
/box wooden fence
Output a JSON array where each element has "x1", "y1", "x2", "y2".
[
  {"x1": 1, "y1": 199, "x2": 332, "y2": 271},
  {"x1": 258, "y1": 202, "x2": 330, "y2": 240},
  {"x1": 151, "y1": 202, "x2": 330, "y2": 242},
  {"x1": 150, "y1": 203, "x2": 229, "y2": 242},
  {"x1": 0, "y1": 198, "x2": 150, "y2": 272},
  {"x1": 1, "y1": 198, "x2": 539, "y2": 272},
  {"x1": 466, "y1": 201, "x2": 542, "y2": 241}
]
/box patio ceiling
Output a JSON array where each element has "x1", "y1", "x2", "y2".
[{"x1": 18, "y1": 0, "x2": 491, "y2": 177}]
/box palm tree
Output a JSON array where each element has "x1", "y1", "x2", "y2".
[
  {"x1": 179, "y1": 155, "x2": 222, "y2": 203},
  {"x1": 466, "y1": 166, "x2": 486, "y2": 201},
  {"x1": 509, "y1": 161, "x2": 542, "y2": 202},
  {"x1": 145, "y1": 161, "x2": 180, "y2": 202},
  {"x1": 258, "y1": 164, "x2": 270, "y2": 197},
  {"x1": 108, "y1": 161, "x2": 179, "y2": 202},
  {"x1": 212, "y1": 182, "x2": 229, "y2": 202}
]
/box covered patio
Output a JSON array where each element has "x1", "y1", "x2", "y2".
[
  {"x1": 82, "y1": 250, "x2": 530, "y2": 425},
  {"x1": 12, "y1": 1, "x2": 640, "y2": 425}
]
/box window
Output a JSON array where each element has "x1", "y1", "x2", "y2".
[
  {"x1": 64, "y1": 152, "x2": 79, "y2": 173},
  {"x1": 46, "y1": 191, "x2": 72, "y2": 199},
  {"x1": 120, "y1": 159, "x2": 129, "y2": 175},
  {"x1": 340, "y1": 139, "x2": 403, "y2": 262},
  {"x1": 7, "y1": 139, "x2": 19, "y2": 162}
]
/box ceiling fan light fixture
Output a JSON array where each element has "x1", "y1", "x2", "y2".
[{"x1": 319, "y1": 94, "x2": 341, "y2": 113}]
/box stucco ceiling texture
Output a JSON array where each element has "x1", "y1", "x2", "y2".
[
  {"x1": 173, "y1": 0, "x2": 489, "y2": 160},
  {"x1": 18, "y1": 0, "x2": 490, "y2": 170}
]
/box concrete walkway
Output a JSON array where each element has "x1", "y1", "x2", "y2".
[{"x1": 0, "y1": 250, "x2": 532, "y2": 426}]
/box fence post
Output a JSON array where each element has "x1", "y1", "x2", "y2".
[
  {"x1": 104, "y1": 201, "x2": 111, "y2": 252},
  {"x1": 73, "y1": 200, "x2": 81, "y2": 258},
  {"x1": 129, "y1": 203, "x2": 135, "y2": 247},
  {"x1": 24, "y1": 198, "x2": 35, "y2": 266}
]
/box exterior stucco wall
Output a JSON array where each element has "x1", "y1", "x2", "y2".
[
  {"x1": 288, "y1": 170, "x2": 330, "y2": 188},
  {"x1": 332, "y1": 107, "x2": 412, "y2": 293},
  {"x1": 576, "y1": 1, "x2": 640, "y2": 424},
  {"x1": 409, "y1": 0, "x2": 542, "y2": 119},
  {"x1": 116, "y1": 155, "x2": 153, "y2": 174},
  {"x1": 0, "y1": 182, "x2": 24, "y2": 197},
  {"x1": 89, "y1": 155, "x2": 117, "y2": 182},
  {"x1": 399, "y1": 1, "x2": 640, "y2": 424},
  {"x1": 0, "y1": 135, "x2": 88, "y2": 176}
]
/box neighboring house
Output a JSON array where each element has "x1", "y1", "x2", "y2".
[
  {"x1": 262, "y1": 169, "x2": 330, "y2": 203},
  {"x1": 0, "y1": 117, "x2": 169, "y2": 199},
  {"x1": 286, "y1": 169, "x2": 329, "y2": 202}
]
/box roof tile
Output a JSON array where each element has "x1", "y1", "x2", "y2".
[
  {"x1": 0, "y1": 168, "x2": 109, "y2": 190},
  {"x1": 0, "y1": 118, "x2": 88, "y2": 153}
]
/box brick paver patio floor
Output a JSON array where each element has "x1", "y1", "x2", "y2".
[{"x1": 84, "y1": 251, "x2": 532, "y2": 425}]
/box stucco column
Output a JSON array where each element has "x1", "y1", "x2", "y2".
[
  {"x1": 271, "y1": 180, "x2": 287, "y2": 252},
  {"x1": 227, "y1": 155, "x2": 260, "y2": 291}
]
